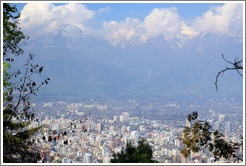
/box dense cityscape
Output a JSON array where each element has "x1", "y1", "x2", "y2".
[{"x1": 13, "y1": 95, "x2": 243, "y2": 163}]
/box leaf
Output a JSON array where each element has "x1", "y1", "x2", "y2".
[
  {"x1": 32, "y1": 82, "x2": 36, "y2": 87},
  {"x1": 187, "y1": 114, "x2": 192, "y2": 122},
  {"x1": 38, "y1": 66, "x2": 43, "y2": 74},
  {"x1": 191, "y1": 111, "x2": 198, "y2": 120},
  {"x1": 48, "y1": 136, "x2": 52, "y2": 142},
  {"x1": 64, "y1": 140, "x2": 68, "y2": 145}
]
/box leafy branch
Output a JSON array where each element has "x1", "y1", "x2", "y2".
[
  {"x1": 180, "y1": 112, "x2": 243, "y2": 163},
  {"x1": 3, "y1": 4, "x2": 51, "y2": 162}
]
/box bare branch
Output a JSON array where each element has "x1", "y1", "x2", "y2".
[
  {"x1": 236, "y1": 69, "x2": 243, "y2": 77},
  {"x1": 221, "y1": 54, "x2": 234, "y2": 65},
  {"x1": 215, "y1": 54, "x2": 243, "y2": 91}
]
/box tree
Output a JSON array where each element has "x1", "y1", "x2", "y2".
[
  {"x1": 179, "y1": 53, "x2": 245, "y2": 163},
  {"x1": 111, "y1": 138, "x2": 157, "y2": 163},
  {"x1": 179, "y1": 111, "x2": 243, "y2": 163},
  {"x1": 3, "y1": 3, "x2": 49, "y2": 162}
]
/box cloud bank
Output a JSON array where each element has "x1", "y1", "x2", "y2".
[
  {"x1": 192, "y1": 3, "x2": 243, "y2": 37},
  {"x1": 101, "y1": 3, "x2": 243, "y2": 46},
  {"x1": 19, "y1": 3, "x2": 243, "y2": 46},
  {"x1": 19, "y1": 3, "x2": 95, "y2": 37}
]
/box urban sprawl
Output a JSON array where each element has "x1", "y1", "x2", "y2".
[{"x1": 13, "y1": 96, "x2": 243, "y2": 163}]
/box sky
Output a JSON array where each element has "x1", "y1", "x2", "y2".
[
  {"x1": 6, "y1": 2, "x2": 244, "y2": 99},
  {"x1": 14, "y1": 2, "x2": 244, "y2": 47}
]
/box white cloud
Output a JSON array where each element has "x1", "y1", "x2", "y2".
[
  {"x1": 19, "y1": 3, "x2": 95, "y2": 38},
  {"x1": 101, "y1": 7, "x2": 185, "y2": 46},
  {"x1": 102, "y1": 18, "x2": 143, "y2": 46},
  {"x1": 180, "y1": 22, "x2": 199, "y2": 37},
  {"x1": 98, "y1": 7, "x2": 111, "y2": 13},
  {"x1": 192, "y1": 3, "x2": 243, "y2": 37},
  {"x1": 101, "y1": 3, "x2": 243, "y2": 47},
  {"x1": 19, "y1": 3, "x2": 243, "y2": 47},
  {"x1": 142, "y1": 8, "x2": 180, "y2": 40}
]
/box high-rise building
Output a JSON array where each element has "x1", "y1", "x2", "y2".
[
  {"x1": 84, "y1": 153, "x2": 93, "y2": 163},
  {"x1": 131, "y1": 131, "x2": 139, "y2": 145},
  {"x1": 109, "y1": 126, "x2": 115, "y2": 132},
  {"x1": 214, "y1": 121, "x2": 220, "y2": 131},
  {"x1": 219, "y1": 114, "x2": 225, "y2": 122},
  {"x1": 110, "y1": 141, "x2": 115, "y2": 150},
  {"x1": 119, "y1": 115, "x2": 124, "y2": 122},
  {"x1": 140, "y1": 125, "x2": 145, "y2": 132},
  {"x1": 54, "y1": 123, "x2": 60, "y2": 131},
  {"x1": 175, "y1": 139, "x2": 180, "y2": 148},
  {"x1": 174, "y1": 154, "x2": 181, "y2": 163},
  {"x1": 102, "y1": 147, "x2": 110, "y2": 157},
  {"x1": 97, "y1": 123, "x2": 103, "y2": 134},
  {"x1": 115, "y1": 137, "x2": 121, "y2": 144},
  {"x1": 126, "y1": 126, "x2": 131, "y2": 132},
  {"x1": 123, "y1": 112, "x2": 129, "y2": 121},
  {"x1": 113, "y1": 116, "x2": 118, "y2": 122},
  {"x1": 103, "y1": 156, "x2": 111, "y2": 163},
  {"x1": 225, "y1": 121, "x2": 231, "y2": 134}
]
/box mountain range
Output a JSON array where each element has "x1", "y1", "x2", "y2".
[{"x1": 20, "y1": 32, "x2": 243, "y2": 100}]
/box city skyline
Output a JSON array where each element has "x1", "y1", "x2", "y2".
[{"x1": 17, "y1": 96, "x2": 243, "y2": 163}]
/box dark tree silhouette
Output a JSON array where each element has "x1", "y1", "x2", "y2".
[
  {"x1": 215, "y1": 54, "x2": 243, "y2": 91},
  {"x1": 111, "y1": 138, "x2": 157, "y2": 163}
]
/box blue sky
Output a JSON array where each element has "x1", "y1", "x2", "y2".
[
  {"x1": 85, "y1": 3, "x2": 224, "y2": 20},
  {"x1": 15, "y1": 3, "x2": 225, "y2": 23},
  {"x1": 14, "y1": 2, "x2": 243, "y2": 47}
]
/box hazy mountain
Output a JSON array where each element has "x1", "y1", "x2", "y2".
[{"x1": 22, "y1": 32, "x2": 243, "y2": 100}]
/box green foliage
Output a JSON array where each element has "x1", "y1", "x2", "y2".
[
  {"x1": 3, "y1": 3, "x2": 49, "y2": 163},
  {"x1": 3, "y1": 3, "x2": 26, "y2": 57},
  {"x1": 180, "y1": 111, "x2": 243, "y2": 163},
  {"x1": 111, "y1": 138, "x2": 157, "y2": 163},
  {"x1": 3, "y1": 3, "x2": 24, "y2": 103},
  {"x1": 3, "y1": 96, "x2": 43, "y2": 162},
  {"x1": 209, "y1": 130, "x2": 235, "y2": 162},
  {"x1": 3, "y1": 131, "x2": 41, "y2": 163},
  {"x1": 3, "y1": 62, "x2": 13, "y2": 103},
  {"x1": 187, "y1": 111, "x2": 198, "y2": 122}
]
